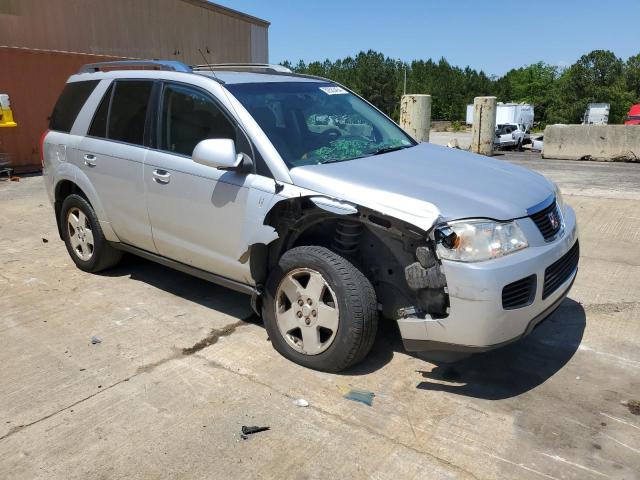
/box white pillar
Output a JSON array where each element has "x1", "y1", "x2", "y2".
[
  {"x1": 470, "y1": 96, "x2": 497, "y2": 156},
  {"x1": 400, "y1": 94, "x2": 431, "y2": 143}
]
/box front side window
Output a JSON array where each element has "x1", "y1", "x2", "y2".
[
  {"x1": 159, "y1": 83, "x2": 236, "y2": 157},
  {"x1": 225, "y1": 81, "x2": 415, "y2": 168},
  {"x1": 107, "y1": 80, "x2": 153, "y2": 146}
]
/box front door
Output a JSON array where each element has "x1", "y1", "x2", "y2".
[{"x1": 144, "y1": 82, "x2": 276, "y2": 284}]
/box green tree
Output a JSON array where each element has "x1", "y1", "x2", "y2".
[
  {"x1": 495, "y1": 62, "x2": 558, "y2": 124},
  {"x1": 550, "y1": 50, "x2": 634, "y2": 124},
  {"x1": 282, "y1": 49, "x2": 640, "y2": 124},
  {"x1": 625, "y1": 53, "x2": 640, "y2": 99}
]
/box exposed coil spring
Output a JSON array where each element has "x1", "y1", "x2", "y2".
[{"x1": 333, "y1": 221, "x2": 363, "y2": 257}]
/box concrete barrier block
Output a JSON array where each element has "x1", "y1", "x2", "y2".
[{"x1": 543, "y1": 125, "x2": 640, "y2": 162}]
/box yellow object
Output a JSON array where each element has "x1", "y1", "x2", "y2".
[
  {"x1": 0, "y1": 94, "x2": 17, "y2": 127},
  {"x1": 0, "y1": 108, "x2": 17, "y2": 127}
]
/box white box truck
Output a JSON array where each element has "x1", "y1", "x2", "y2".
[
  {"x1": 582, "y1": 103, "x2": 610, "y2": 125},
  {"x1": 466, "y1": 103, "x2": 535, "y2": 131}
]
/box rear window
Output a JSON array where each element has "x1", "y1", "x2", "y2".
[
  {"x1": 49, "y1": 80, "x2": 99, "y2": 132},
  {"x1": 107, "y1": 80, "x2": 153, "y2": 146}
]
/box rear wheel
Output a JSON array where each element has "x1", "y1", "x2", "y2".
[
  {"x1": 60, "y1": 194, "x2": 122, "y2": 272},
  {"x1": 262, "y1": 246, "x2": 378, "y2": 372}
]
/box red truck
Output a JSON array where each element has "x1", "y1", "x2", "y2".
[{"x1": 625, "y1": 104, "x2": 640, "y2": 125}]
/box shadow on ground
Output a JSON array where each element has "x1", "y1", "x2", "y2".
[
  {"x1": 101, "y1": 255, "x2": 585, "y2": 393},
  {"x1": 101, "y1": 254, "x2": 252, "y2": 320},
  {"x1": 414, "y1": 298, "x2": 586, "y2": 399}
]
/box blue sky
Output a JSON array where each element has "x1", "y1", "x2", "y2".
[{"x1": 222, "y1": 0, "x2": 640, "y2": 76}]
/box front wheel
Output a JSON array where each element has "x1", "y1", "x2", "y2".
[{"x1": 262, "y1": 246, "x2": 378, "y2": 372}]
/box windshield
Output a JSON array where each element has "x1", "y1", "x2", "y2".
[{"x1": 225, "y1": 81, "x2": 415, "y2": 168}]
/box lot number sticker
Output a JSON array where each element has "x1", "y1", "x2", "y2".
[{"x1": 319, "y1": 86, "x2": 348, "y2": 95}]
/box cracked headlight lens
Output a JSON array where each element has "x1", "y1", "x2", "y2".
[{"x1": 436, "y1": 220, "x2": 528, "y2": 262}]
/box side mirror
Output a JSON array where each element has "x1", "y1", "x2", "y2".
[{"x1": 193, "y1": 138, "x2": 242, "y2": 170}]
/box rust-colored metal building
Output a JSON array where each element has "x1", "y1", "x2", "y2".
[{"x1": 0, "y1": 0, "x2": 269, "y2": 172}]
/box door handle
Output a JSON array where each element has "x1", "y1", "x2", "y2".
[
  {"x1": 83, "y1": 154, "x2": 96, "y2": 167},
  {"x1": 152, "y1": 169, "x2": 171, "y2": 184}
]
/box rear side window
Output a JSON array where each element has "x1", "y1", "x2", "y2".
[
  {"x1": 49, "y1": 80, "x2": 99, "y2": 132},
  {"x1": 107, "y1": 80, "x2": 153, "y2": 146},
  {"x1": 88, "y1": 84, "x2": 113, "y2": 138}
]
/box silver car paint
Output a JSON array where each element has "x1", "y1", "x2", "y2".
[
  {"x1": 397, "y1": 206, "x2": 578, "y2": 347},
  {"x1": 44, "y1": 68, "x2": 578, "y2": 352},
  {"x1": 289, "y1": 143, "x2": 555, "y2": 222}
]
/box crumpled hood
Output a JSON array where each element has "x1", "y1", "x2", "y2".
[{"x1": 289, "y1": 143, "x2": 554, "y2": 228}]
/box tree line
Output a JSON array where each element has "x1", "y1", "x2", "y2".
[{"x1": 282, "y1": 50, "x2": 640, "y2": 125}]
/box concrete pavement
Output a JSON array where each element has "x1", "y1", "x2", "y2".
[{"x1": 0, "y1": 163, "x2": 639, "y2": 479}]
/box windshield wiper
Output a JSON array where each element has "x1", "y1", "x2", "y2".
[
  {"x1": 370, "y1": 145, "x2": 412, "y2": 156},
  {"x1": 318, "y1": 145, "x2": 412, "y2": 165},
  {"x1": 318, "y1": 157, "x2": 347, "y2": 165}
]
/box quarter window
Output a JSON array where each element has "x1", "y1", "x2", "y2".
[
  {"x1": 107, "y1": 81, "x2": 153, "y2": 146},
  {"x1": 159, "y1": 83, "x2": 236, "y2": 156},
  {"x1": 88, "y1": 84, "x2": 112, "y2": 138},
  {"x1": 49, "y1": 80, "x2": 99, "y2": 133}
]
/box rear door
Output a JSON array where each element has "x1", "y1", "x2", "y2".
[
  {"x1": 144, "y1": 81, "x2": 276, "y2": 284},
  {"x1": 76, "y1": 79, "x2": 156, "y2": 252}
]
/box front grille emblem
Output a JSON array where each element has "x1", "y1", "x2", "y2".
[{"x1": 548, "y1": 210, "x2": 560, "y2": 230}]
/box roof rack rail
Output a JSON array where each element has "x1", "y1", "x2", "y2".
[
  {"x1": 192, "y1": 63, "x2": 292, "y2": 74},
  {"x1": 78, "y1": 60, "x2": 192, "y2": 74}
]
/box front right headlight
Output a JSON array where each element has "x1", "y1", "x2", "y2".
[{"x1": 436, "y1": 220, "x2": 528, "y2": 262}]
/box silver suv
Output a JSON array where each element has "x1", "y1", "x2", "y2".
[{"x1": 43, "y1": 60, "x2": 579, "y2": 372}]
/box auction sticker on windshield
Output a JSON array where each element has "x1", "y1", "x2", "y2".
[{"x1": 319, "y1": 86, "x2": 348, "y2": 95}]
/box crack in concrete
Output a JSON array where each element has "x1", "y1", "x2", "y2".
[
  {"x1": 198, "y1": 356, "x2": 480, "y2": 480},
  {"x1": 181, "y1": 318, "x2": 249, "y2": 355},
  {"x1": 1, "y1": 316, "x2": 256, "y2": 442},
  {"x1": 0, "y1": 375, "x2": 134, "y2": 442},
  {"x1": 136, "y1": 316, "x2": 255, "y2": 374}
]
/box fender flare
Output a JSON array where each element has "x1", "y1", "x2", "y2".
[{"x1": 54, "y1": 166, "x2": 120, "y2": 242}]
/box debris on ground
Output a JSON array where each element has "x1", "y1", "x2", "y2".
[
  {"x1": 10, "y1": 176, "x2": 19, "y2": 182},
  {"x1": 293, "y1": 398, "x2": 309, "y2": 407},
  {"x1": 91, "y1": 336, "x2": 102, "y2": 345},
  {"x1": 626, "y1": 399, "x2": 640, "y2": 415},
  {"x1": 42, "y1": 237, "x2": 48, "y2": 243},
  {"x1": 343, "y1": 388, "x2": 375, "y2": 406},
  {"x1": 240, "y1": 425, "x2": 270, "y2": 439}
]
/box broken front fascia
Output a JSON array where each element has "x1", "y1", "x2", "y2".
[{"x1": 237, "y1": 181, "x2": 448, "y2": 320}]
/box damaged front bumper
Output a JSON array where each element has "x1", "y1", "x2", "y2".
[{"x1": 398, "y1": 205, "x2": 579, "y2": 353}]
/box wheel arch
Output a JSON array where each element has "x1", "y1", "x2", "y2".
[
  {"x1": 249, "y1": 195, "x2": 431, "y2": 318},
  {"x1": 53, "y1": 171, "x2": 119, "y2": 242}
]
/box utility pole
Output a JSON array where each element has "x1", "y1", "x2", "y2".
[{"x1": 403, "y1": 66, "x2": 407, "y2": 96}]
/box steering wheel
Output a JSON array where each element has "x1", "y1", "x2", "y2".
[{"x1": 320, "y1": 128, "x2": 342, "y2": 141}]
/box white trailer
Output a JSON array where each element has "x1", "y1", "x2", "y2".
[
  {"x1": 466, "y1": 102, "x2": 534, "y2": 131},
  {"x1": 465, "y1": 104, "x2": 474, "y2": 125},
  {"x1": 582, "y1": 103, "x2": 610, "y2": 125}
]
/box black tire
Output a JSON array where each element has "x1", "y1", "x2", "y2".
[
  {"x1": 262, "y1": 246, "x2": 378, "y2": 372},
  {"x1": 517, "y1": 139, "x2": 524, "y2": 151},
  {"x1": 60, "y1": 194, "x2": 122, "y2": 273}
]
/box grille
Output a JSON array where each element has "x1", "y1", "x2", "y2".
[
  {"x1": 543, "y1": 241, "x2": 580, "y2": 299},
  {"x1": 502, "y1": 275, "x2": 536, "y2": 309},
  {"x1": 530, "y1": 200, "x2": 563, "y2": 241}
]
